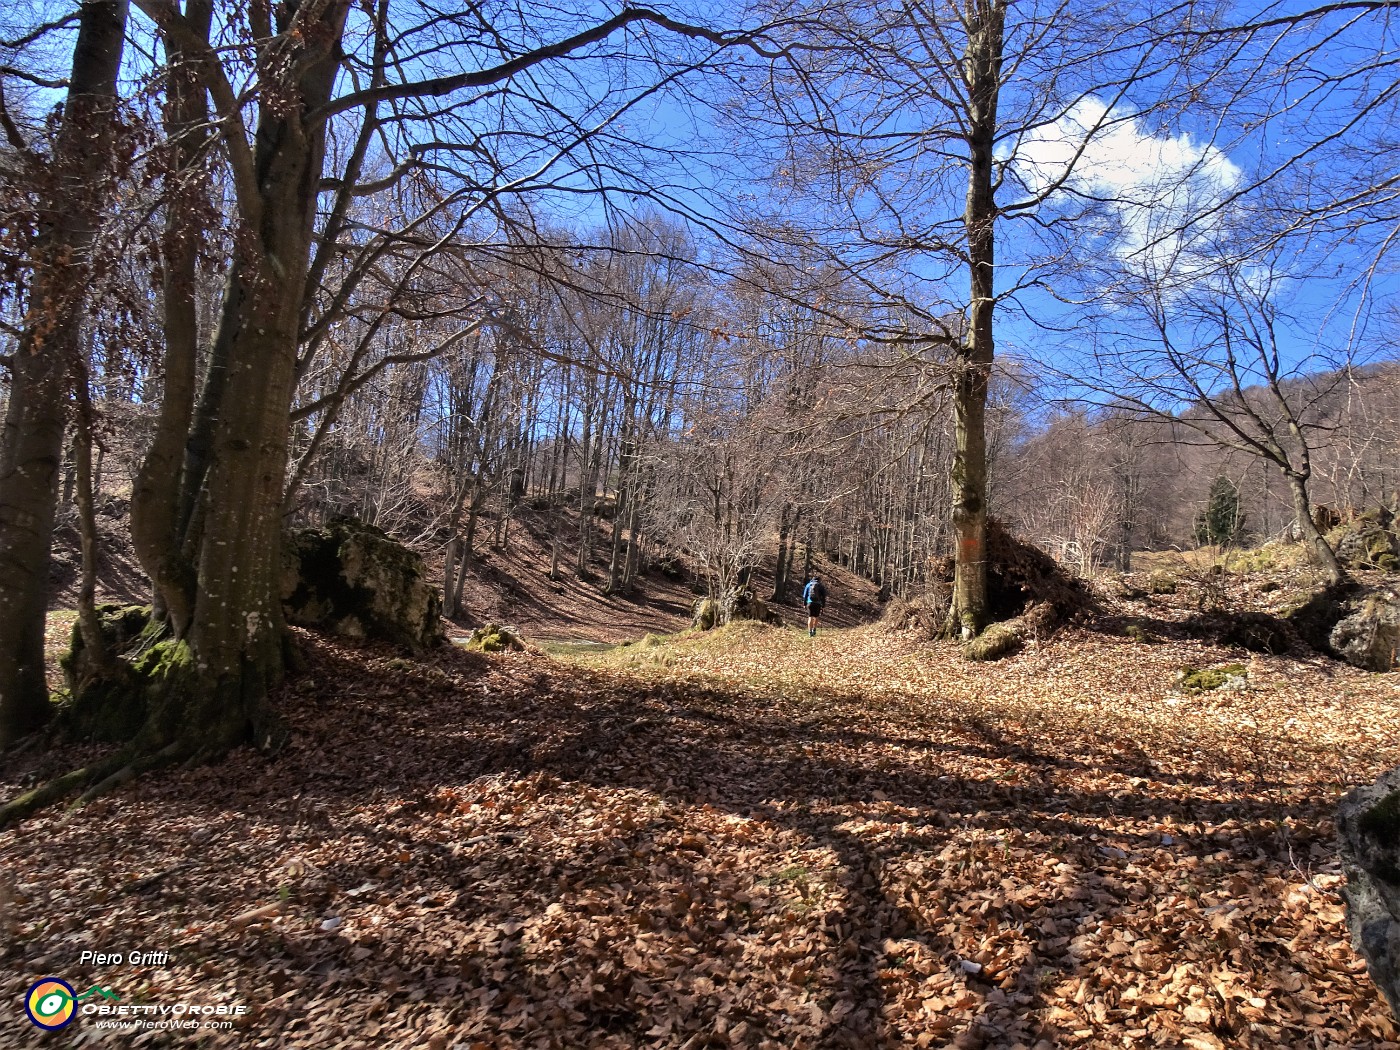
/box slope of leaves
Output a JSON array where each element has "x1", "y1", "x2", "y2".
[{"x1": 1, "y1": 619, "x2": 1397, "y2": 1049}]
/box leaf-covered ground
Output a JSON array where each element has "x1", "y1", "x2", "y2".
[{"x1": 2, "y1": 618, "x2": 1397, "y2": 1049}]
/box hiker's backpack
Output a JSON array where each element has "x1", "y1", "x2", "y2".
[{"x1": 804, "y1": 580, "x2": 827, "y2": 604}]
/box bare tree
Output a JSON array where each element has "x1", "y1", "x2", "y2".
[
  {"x1": 1003, "y1": 409, "x2": 1120, "y2": 576},
  {"x1": 1077, "y1": 257, "x2": 1350, "y2": 583},
  {"x1": 728, "y1": 0, "x2": 1227, "y2": 636}
]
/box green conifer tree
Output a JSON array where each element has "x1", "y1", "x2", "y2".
[{"x1": 1195, "y1": 476, "x2": 1245, "y2": 547}]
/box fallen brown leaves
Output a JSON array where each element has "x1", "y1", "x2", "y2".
[{"x1": 1, "y1": 619, "x2": 1397, "y2": 1049}]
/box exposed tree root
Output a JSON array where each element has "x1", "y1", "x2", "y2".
[
  {"x1": 0, "y1": 740, "x2": 188, "y2": 829},
  {"x1": 77, "y1": 740, "x2": 187, "y2": 804},
  {"x1": 0, "y1": 751, "x2": 131, "y2": 829}
]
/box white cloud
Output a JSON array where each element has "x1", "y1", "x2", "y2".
[{"x1": 1010, "y1": 98, "x2": 1242, "y2": 283}]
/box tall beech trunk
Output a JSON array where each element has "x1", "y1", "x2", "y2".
[
  {"x1": 772, "y1": 505, "x2": 792, "y2": 602},
  {"x1": 131, "y1": 0, "x2": 212, "y2": 632},
  {"x1": 606, "y1": 425, "x2": 636, "y2": 592},
  {"x1": 0, "y1": 0, "x2": 128, "y2": 747},
  {"x1": 71, "y1": 362, "x2": 112, "y2": 676},
  {"x1": 947, "y1": 1, "x2": 1002, "y2": 639},
  {"x1": 1279, "y1": 412, "x2": 1346, "y2": 585},
  {"x1": 125, "y1": 0, "x2": 350, "y2": 751},
  {"x1": 577, "y1": 404, "x2": 598, "y2": 577}
]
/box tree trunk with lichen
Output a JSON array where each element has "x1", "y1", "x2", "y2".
[{"x1": 0, "y1": 0, "x2": 129, "y2": 748}]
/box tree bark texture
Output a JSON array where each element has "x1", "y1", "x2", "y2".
[{"x1": 1288, "y1": 472, "x2": 1347, "y2": 586}]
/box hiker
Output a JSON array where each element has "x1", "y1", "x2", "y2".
[{"x1": 803, "y1": 575, "x2": 827, "y2": 637}]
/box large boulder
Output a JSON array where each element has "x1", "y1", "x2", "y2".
[
  {"x1": 463, "y1": 623, "x2": 524, "y2": 653},
  {"x1": 1330, "y1": 590, "x2": 1400, "y2": 671},
  {"x1": 61, "y1": 604, "x2": 156, "y2": 742},
  {"x1": 692, "y1": 596, "x2": 719, "y2": 631},
  {"x1": 282, "y1": 518, "x2": 443, "y2": 650},
  {"x1": 1338, "y1": 766, "x2": 1400, "y2": 1019}
]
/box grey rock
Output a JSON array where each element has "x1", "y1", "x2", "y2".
[
  {"x1": 282, "y1": 518, "x2": 443, "y2": 650},
  {"x1": 722, "y1": 587, "x2": 781, "y2": 625},
  {"x1": 1338, "y1": 765, "x2": 1400, "y2": 1019},
  {"x1": 693, "y1": 589, "x2": 782, "y2": 630},
  {"x1": 692, "y1": 596, "x2": 719, "y2": 631},
  {"x1": 1330, "y1": 591, "x2": 1400, "y2": 671}
]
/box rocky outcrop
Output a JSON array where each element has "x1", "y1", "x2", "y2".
[
  {"x1": 1330, "y1": 591, "x2": 1400, "y2": 672},
  {"x1": 282, "y1": 518, "x2": 443, "y2": 651},
  {"x1": 1327, "y1": 507, "x2": 1400, "y2": 572},
  {"x1": 1338, "y1": 766, "x2": 1400, "y2": 1019}
]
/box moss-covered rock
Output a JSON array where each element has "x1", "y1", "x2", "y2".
[
  {"x1": 1124, "y1": 624, "x2": 1157, "y2": 644},
  {"x1": 61, "y1": 603, "x2": 152, "y2": 677},
  {"x1": 61, "y1": 627, "x2": 208, "y2": 746},
  {"x1": 1225, "y1": 540, "x2": 1314, "y2": 574},
  {"x1": 464, "y1": 623, "x2": 524, "y2": 653},
  {"x1": 1145, "y1": 570, "x2": 1178, "y2": 595},
  {"x1": 963, "y1": 618, "x2": 1026, "y2": 662},
  {"x1": 282, "y1": 518, "x2": 443, "y2": 650},
  {"x1": 60, "y1": 605, "x2": 157, "y2": 742},
  {"x1": 1176, "y1": 664, "x2": 1247, "y2": 694},
  {"x1": 693, "y1": 597, "x2": 719, "y2": 631},
  {"x1": 1338, "y1": 766, "x2": 1400, "y2": 1019},
  {"x1": 693, "y1": 589, "x2": 783, "y2": 630},
  {"x1": 1326, "y1": 507, "x2": 1400, "y2": 572}
]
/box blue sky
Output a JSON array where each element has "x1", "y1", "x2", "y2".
[{"x1": 7, "y1": 0, "x2": 1397, "y2": 406}]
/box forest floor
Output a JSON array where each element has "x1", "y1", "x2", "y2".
[{"x1": 3, "y1": 589, "x2": 1399, "y2": 1049}]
